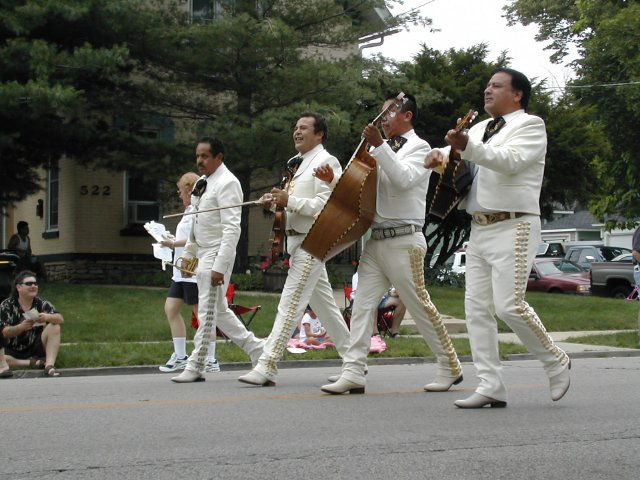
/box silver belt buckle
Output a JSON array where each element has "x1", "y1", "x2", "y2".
[{"x1": 473, "y1": 213, "x2": 489, "y2": 225}]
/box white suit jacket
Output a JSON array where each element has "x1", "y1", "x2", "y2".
[
  {"x1": 184, "y1": 163, "x2": 242, "y2": 275},
  {"x1": 370, "y1": 129, "x2": 431, "y2": 223},
  {"x1": 436, "y1": 110, "x2": 547, "y2": 215},
  {"x1": 285, "y1": 144, "x2": 342, "y2": 234}
]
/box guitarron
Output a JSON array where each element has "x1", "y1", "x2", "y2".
[{"x1": 301, "y1": 93, "x2": 405, "y2": 261}]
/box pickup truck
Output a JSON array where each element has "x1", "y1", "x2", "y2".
[
  {"x1": 589, "y1": 260, "x2": 635, "y2": 298},
  {"x1": 564, "y1": 244, "x2": 631, "y2": 270}
]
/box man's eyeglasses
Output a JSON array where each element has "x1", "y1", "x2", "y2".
[{"x1": 20, "y1": 281, "x2": 38, "y2": 286}]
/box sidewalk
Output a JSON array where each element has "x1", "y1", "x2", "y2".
[{"x1": 333, "y1": 288, "x2": 639, "y2": 354}]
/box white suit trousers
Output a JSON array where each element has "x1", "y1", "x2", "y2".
[
  {"x1": 254, "y1": 236, "x2": 350, "y2": 381},
  {"x1": 186, "y1": 247, "x2": 264, "y2": 373},
  {"x1": 341, "y1": 232, "x2": 462, "y2": 384},
  {"x1": 465, "y1": 215, "x2": 569, "y2": 401}
]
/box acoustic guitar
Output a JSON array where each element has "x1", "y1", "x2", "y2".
[
  {"x1": 301, "y1": 93, "x2": 405, "y2": 262},
  {"x1": 428, "y1": 110, "x2": 478, "y2": 220}
]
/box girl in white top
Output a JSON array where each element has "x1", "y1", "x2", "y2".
[
  {"x1": 299, "y1": 307, "x2": 331, "y2": 346},
  {"x1": 158, "y1": 172, "x2": 218, "y2": 373}
]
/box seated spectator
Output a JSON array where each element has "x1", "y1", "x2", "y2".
[
  {"x1": 378, "y1": 287, "x2": 407, "y2": 338},
  {"x1": 7, "y1": 221, "x2": 46, "y2": 279},
  {"x1": 299, "y1": 307, "x2": 332, "y2": 347},
  {"x1": 0, "y1": 270, "x2": 63, "y2": 377},
  {"x1": 0, "y1": 336, "x2": 11, "y2": 379}
]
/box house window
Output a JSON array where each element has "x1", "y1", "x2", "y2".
[
  {"x1": 191, "y1": 0, "x2": 215, "y2": 22},
  {"x1": 47, "y1": 159, "x2": 59, "y2": 231},
  {"x1": 124, "y1": 172, "x2": 160, "y2": 227}
]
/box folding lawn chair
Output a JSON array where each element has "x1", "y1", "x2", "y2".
[
  {"x1": 227, "y1": 282, "x2": 262, "y2": 329},
  {"x1": 342, "y1": 284, "x2": 353, "y2": 328},
  {"x1": 376, "y1": 305, "x2": 395, "y2": 337},
  {"x1": 190, "y1": 283, "x2": 261, "y2": 340}
]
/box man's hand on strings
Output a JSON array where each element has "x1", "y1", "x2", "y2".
[
  {"x1": 425, "y1": 150, "x2": 445, "y2": 170},
  {"x1": 445, "y1": 126, "x2": 469, "y2": 152},
  {"x1": 363, "y1": 123, "x2": 384, "y2": 148}
]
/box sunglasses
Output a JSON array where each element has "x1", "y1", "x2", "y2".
[{"x1": 20, "y1": 281, "x2": 38, "y2": 286}]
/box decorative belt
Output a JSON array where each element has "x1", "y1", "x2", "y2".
[
  {"x1": 371, "y1": 224, "x2": 421, "y2": 240},
  {"x1": 285, "y1": 229, "x2": 302, "y2": 236},
  {"x1": 472, "y1": 211, "x2": 528, "y2": 226}
]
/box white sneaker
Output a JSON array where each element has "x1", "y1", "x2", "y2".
[
  {"x1": 205, "y1": 359, "x2": 221, "y2": 373},
  {"x1": 159, "y1": 353, "x2": 188, "y2": 373}
]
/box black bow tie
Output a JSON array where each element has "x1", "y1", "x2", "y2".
[
  {"x1": 288, "y1": 155, "x2": 303, "y2": 168},
  {"x1": 191, "y1": 176, "x2": 207, "y2": 197},
  {"x1": 286, "y1": 155, "x2": 303, "y2": 176},
  {"x1": 387, "y1": 136, "x2": 407, "y2": 153},
  {"x1": 483, "y1": 117, "x2": 505, "y2": 142}
]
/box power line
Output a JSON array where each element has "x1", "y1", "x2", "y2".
[{"x1": 543, "y1": 80, "x2": 640, "y2": 91}]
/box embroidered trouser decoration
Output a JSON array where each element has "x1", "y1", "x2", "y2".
[
  {"x1": 409, "y1": 247, "x2": 462, "y2": 377},
  {"x1": 513, "y1": 221, "x2": 569, "y2": 366},
  {"x1": 265, "y1": 254, "x2": 314, "y2": 377},
  {"x1": 194, "y1": 285, "x2": 218, "y2": 371}
]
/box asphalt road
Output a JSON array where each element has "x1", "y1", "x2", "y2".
[{"x1": 2, "y1": 357, "x2": 639, "y2": 480}]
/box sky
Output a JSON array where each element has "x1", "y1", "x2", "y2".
[{"x1": 363, "y1": 0, "x2": 576, "y2": 92}]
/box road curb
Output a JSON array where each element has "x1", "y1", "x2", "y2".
[{"x1": 9, "y1": 350, "x2": 640, "y2": 379}]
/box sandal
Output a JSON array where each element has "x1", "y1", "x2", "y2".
[
  {"x1": 44, "y1": 365, "x2": 61, "y2": 377},
  {"x1": 29, "y1": 357, "x2": 45, "y2": 369},
  {"x1": 0, "y1": 369, "x2": 13, "y2": 379}
]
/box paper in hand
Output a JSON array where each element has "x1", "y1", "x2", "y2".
[
  {"x1": 144, "y1": 221, "x2": 170, "y2": 243},
  {"x1": 153, "y1": 243, "x2": 173, "y2": 262},
  {"x1": 24, "y1": 308, "x2": 44, "y2": 326}
]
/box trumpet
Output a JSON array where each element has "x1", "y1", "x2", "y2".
[{"x1": 161, "y1": 256, "x2": 199, "y2": 275}]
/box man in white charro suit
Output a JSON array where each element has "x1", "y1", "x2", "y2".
[
  {"x1": 321, "y1": 93, "x2": 463, "y2": 395},
  {"x1": 425, "y1": 68, "x2": 571, "y2": 408},
  {"x1": 238, "y1": 112, "x2": 351, "y2": 387},
  {"x1": 171, "y1": 137, "x2": 264, "y2": 383}
]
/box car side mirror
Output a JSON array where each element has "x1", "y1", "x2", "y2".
[
  {"x1": 585, "y1": 255, "x2": 595, "y2": 262},
  {"x1": 529, "y1": 271, "x2": 539, "y2": 280}
]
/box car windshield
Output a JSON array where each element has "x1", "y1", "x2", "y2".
[
  {"x1": 599, "y1": 246, "x2": 632, "y2": 261},
  {"x1": 553, "y1": 260, "x2": 585, "y2": 273},
  {"x1": 536, "y1": 262, "x2": 563, "y2": 275}
]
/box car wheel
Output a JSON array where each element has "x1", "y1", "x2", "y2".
[
  {"x1": 610, "y1": 285, "x2": 632, "y2": 299},
  {"x1": 548, "y1": 288, "x2": 564, "y2": 294}
]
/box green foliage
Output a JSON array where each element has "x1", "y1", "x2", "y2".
[{"x1": 506, "y1": 0, "x2": 640, "y2": 226}]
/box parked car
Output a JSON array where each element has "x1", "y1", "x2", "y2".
[
  {"x1": 536, "y1": 242, "x2": 565, "y2": 257},
  {"x1": 611, "y1": 253, "x2": 633, "y2": 263},
  {"x1": 443, "y1": 250, "x2": 466, "y2": 275},
  {"x1": 589, "y1": 260, "x2": 635, "y2": 299},
  {"x1": 564, "y1": 244, "x2": 632, "y2": 270},
  {"x1": 527, "y1": 258, "x2": 591, "y2": 295}
]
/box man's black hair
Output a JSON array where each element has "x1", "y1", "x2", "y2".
[
  {"x1": 386, "y1": 93, "x2": 418, "y2": 126},
  {"x1": 494, "y1": 68, "x2": 532, "y2": 110},
  {"x1": 197, "y1": 136, "x2": 225, "y2": 157},
  {"x1": 297, "y1": 111, "x2": 329, "y2": 142}
]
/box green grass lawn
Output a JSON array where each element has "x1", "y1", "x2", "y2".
[{"x1": 23, "y1": 283, "x2": 640, "y2": 369}]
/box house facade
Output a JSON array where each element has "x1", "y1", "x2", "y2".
[{"x1": 2, "y1": 1, "x2": 393, "y2": 283}]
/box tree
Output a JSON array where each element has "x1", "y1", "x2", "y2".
[
  {"x1": 0, "y1": 0, "x2": 194, "y2": 209},
  {"x1": 505, "y1": 0, "x2": 640, "y2": 227},
  {"x1": 1, "y1": 0, "x2": 426, "y2": 271},
  {"x1": 132, "y1": 0, "x2": 425, "y2": 271}
]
